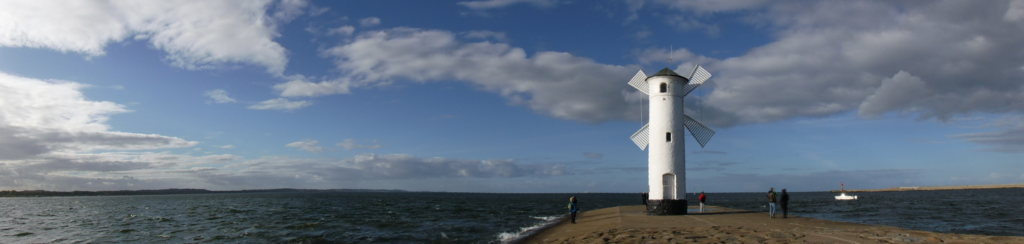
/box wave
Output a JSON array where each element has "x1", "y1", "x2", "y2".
[{"x1": 497, "y1": 215, "x2": 563, "y2": 244}]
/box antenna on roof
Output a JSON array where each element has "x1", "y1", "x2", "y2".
[{"x1": 668, "y1": 45, "x2": 673, "y2": 62}]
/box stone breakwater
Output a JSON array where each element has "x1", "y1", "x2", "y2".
[
  {"x1": 834, "y1": 183, "x2": 1024, "y2": 192},
  {"x1": 519, "y1": 205, "x2": 1024, "y2": 244}
]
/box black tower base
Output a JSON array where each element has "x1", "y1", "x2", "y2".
[{"x1": 647, "y1": 199, "x2": 688, "y2": 215}]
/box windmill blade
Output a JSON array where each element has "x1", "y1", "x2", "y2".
[
  {"x1": 689, "y1": 64, "x2": 711, "y2": 84},
  {"x1": 680, "y1": 65, "x2": 711, "y2": 97},
  {"x1": 682, "y1": 115, "x2": 715, "y2": 148},
  {"x1": 630, "y1": 123, "x2": 650, "y2": 150},
  {"x1": 627, "y1": 70, "x2": 649, "y2": 95}
]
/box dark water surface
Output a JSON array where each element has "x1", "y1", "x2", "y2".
[{"x1": 1, "y1": 188, "x2": 1021, "y2": 243}]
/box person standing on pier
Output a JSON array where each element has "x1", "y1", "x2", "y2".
[
  {"x1": 699, "y1": 191, "x2": 707, "y2": 213},
  {"x1": 767, "y1": 188, "x2": 777, "y2": 218},
  {"x1": 780, "y1": 189, "x2": 790, "y2": 218},
  {"x1": 641, "y1": 192, "x2": 648, "y2": 207},
  {"x1": 568, "y1": 197, "x2": 579, "y2": 224}
]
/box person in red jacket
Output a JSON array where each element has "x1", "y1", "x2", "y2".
[{"x1": 699, "y1": 191, "x2": 707, "y2": 213}]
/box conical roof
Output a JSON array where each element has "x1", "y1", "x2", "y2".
[{"x1": 651, "y1": 68, "x2": 684, "y2": 78}]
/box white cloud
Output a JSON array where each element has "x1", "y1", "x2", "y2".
[
  {"x1": 634, "y1": 47, "x2": 715, "y2": 66},
  {"x1": 0, "y1": 72, "x2": 196, "y2": 161},
  {"x1": 204, "y1": 89, "x2": 238, "y2": 104},
  {"x1": 0, "y1": 73, "x2": 203, "y2": 190},
  {"x1": 858, "y1": 71, "x2": 930, "y2": 118},
  {"x1": 273, "y1": 76, "x2": 356, "y2": 97},
  {"x1": 0, "y1": 148, "x2": 573, "y2": 191},
  {"x1": 273, "y1": 1, "x2": 1024, "y2": 127},
  {"x1": 360, "y1": 17, "x2": 381, "y2": 27},
  {"x1": 462, "y1": 30, "x2": 508, "y2": 41},
  {"x1": 336, "y1": 139, "x2": 383, "y2": 150},
  {"x1": 309, "y1": 5, "x2": 330, "y2": 16},
  {"x1": 1006, "y1": 0, "x2": 1024, "y2": 21},
  {"x1": 270, "y1": 0, "x2": 307, "y2": 23},
  {"x1": 226, "y1": 153, "x2": 567, "y2": 182},
  {"x1": 286, "y1": 139, "x2": 323, "y2": 153},
  {"x1": 953, "y1": 116, "x2": 1024, "y2": 153},
  {"x1": 248, "y1": 98, "x2": 312, "y2": 110},
  {"x1": 0, "y1": 152, "x2": 243, "y2": 190},
  {"x1": 313, "y1": 27, "x2": 639, "y2": 123},
  {"x1": 642, "y1": 1, "x2": 1024, "y2": 126},
  {"x1": 0, "y1": 0, "x2": 298, "y2": 75},
  {"x1": 220, "y1": 145, "x2": 235, "y2": 149},
  {"x1": 326, "y1": 25, "x2": 355, "y2": 36},
  {"x1": 635, "y1": 30, "x2": 652, "y2": 40},
  {"x1": 667, "y1": 15, "x2": 720, "y2": 36},
  {"x1": 641, "y1": 0, "x2": 769, "y2": 13},
  {"x1": 457, "y1": 0, "x2": 560, "y2": 10}
]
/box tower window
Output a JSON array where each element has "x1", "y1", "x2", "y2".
[
  {"x1": 666, "y1": 132, "x2": 671, "y2": 142},
  {"x1": 660, "y1": 83, "x2": 667, "y2": 93}
]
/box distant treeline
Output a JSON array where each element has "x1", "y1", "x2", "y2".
[{"x1": 0, "y1": 188, "x2": 405, "y2": 197}]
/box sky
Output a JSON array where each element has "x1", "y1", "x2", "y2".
[{"x1": 0, "y1": 0, "x2": 1022, "y2": 193}]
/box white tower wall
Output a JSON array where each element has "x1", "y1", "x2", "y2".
[{"x1": 647, "y1": 75, "x2": 687, "y2": 201}]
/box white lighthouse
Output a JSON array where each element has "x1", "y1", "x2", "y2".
[{"x1": 628, "y1": 65, "x2": 715, "y2": 215}]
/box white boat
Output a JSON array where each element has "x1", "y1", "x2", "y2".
[{"x1": 834, "y1": 192, "x2": 857, "y2": 200}]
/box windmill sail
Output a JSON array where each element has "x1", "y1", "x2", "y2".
[
  {"x1": 680, "y1": 65, "x2": 711, "y2": 97},
  {"x1": 682, "y1": 115, "x2": 715, "y2": 148},
  {"x1": 630, "y1": 123, "x2": 650, "y2": 150},
  {"x1": 628, "y1": 70, "x2": 649, "y2": 95}
]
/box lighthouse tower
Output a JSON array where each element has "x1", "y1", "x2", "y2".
[{"x1": 628, "y1": 66, "x2": 715, "y2": 215}]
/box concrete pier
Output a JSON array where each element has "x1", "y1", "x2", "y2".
[{"x1": 519, "y1": 205, "x2": 1024, "y2": 243}]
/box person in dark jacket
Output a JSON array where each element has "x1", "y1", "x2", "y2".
[
  {"x1": 641, "y1": 192, "x2": 648, "y2": 207},
  {"x1": 568, "y1": 196, "x2": 579, "y2": 224},
  {"x1": 698, "y1": 191, "x2": 707, "y2": 213},
  {"x1": 767, "y1": 188, "x2": 777, "y2": 218},
  {"x1": 780, "y1": 189, "x2": 790, "y2": 218}
]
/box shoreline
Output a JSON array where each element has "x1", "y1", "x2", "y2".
[
  {"x1": 519, "y1": 205, "x2": 1024, "y2": 243},
  {"x1": 505, "y1": 216, "x2": 570, "y2": 244}
]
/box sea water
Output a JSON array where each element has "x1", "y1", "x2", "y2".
[{"x1": 1, "y1": 188, "x2": 1021, "y2": 243}]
